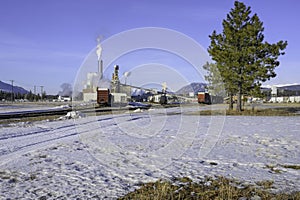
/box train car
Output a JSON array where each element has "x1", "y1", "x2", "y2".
[
  {"x1": 198, "y1": 92, "x2": 211, "y2": 104},
  {"x1": 97, "y1": 88, "x2": 110, "y2": 106},
  {"x1": 160, "y1": 94, "x2": 168, "y2": 105}
]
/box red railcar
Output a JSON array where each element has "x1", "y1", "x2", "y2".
[
  {"x1": 97, "y1": 88, "x2": 110, "y2": 106},
  {"x1": 198, "y1": 92, "x2": 211, "y2": 104}
]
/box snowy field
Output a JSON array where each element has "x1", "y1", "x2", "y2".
[{"x1": 0, "y1": 106, "x2": 299, "y2": 199}]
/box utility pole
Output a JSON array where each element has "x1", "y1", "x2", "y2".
[
  {"x1": 40, "y1": 86, "x2": 44, "y2": 101},
  {"x1": 34, "y1": 85, "x2": 37, "y2": 102},
  {"x1": 10, "y1": 80, "x2": 14, "y2": 103}
]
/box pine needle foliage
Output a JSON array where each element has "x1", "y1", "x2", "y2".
[{"x1": 207, "y1": 1, "x2": 287, "y2": 111}]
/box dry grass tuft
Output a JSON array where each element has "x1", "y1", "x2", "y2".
[
  {"x1": 280, "y1": 164, "x2": 300, "y2": 170},
  {"x1": 191, "y1": 106, "x2": 300, "y2": 116},
  {"x1": 119, "y1": 176, "x2": 300, "y2": 200}
]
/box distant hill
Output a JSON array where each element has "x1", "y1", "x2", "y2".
[
  {"x1": 0, "y1": 81, "x2": 29, "y2": 94},
  {"x1": 132, "y1": 89, "x2": 145, "y2": 96},
  {"x1": 176, "y1": 82, "x2": 207, "y2": 95}
]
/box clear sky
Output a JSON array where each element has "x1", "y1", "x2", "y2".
[{"x1": 0, "y1": 0, "x2": 299, "y2": 94}]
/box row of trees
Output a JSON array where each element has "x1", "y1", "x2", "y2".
[
  {"x1": 204, "y1": 1, "x2": 287, "y2": 111},
  {"x1": 1, "y1": 83, "x2": 73, "y2": 102},
  {"x1": 0, "y1": 90, "x2": 47, "y2": 102}
]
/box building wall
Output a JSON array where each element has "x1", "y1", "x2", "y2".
[
  {"x1": 120, "y1": 85, "x2": 131, "y2": 97},
  {"x1": 83, "y1": 92, "x2": 97, "y2": 102},
  {"x1": 289, "y1": 96, "x2": 300, "y2": 102},
  {"x1": 269, "y1": 96, "x2": 300, "y2": 103},
  {"x1": 111, "y1": 93, "x2": 127, "y2": 103}
]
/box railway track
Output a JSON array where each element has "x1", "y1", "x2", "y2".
[
  {"x1": 0, "y1": 105, "x2": 155, "y2": 120},
  {"x1": 0, "y1": 112, "x2": 154, "y2": 166},
  {"x1": 0, "y1": 108, "x2": 73, "y2": 119}
]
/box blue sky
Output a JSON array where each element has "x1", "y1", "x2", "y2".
[{"x1": 0, "y1": 0, "x2": 299, "y2": 94}]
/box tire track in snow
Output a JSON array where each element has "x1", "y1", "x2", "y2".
[
  {"x1": 0, "y1": 114, "x2": 151, "y2": 166},
  {"x1": 0, "y1": 124, "x2": 75, "y2": 141}
]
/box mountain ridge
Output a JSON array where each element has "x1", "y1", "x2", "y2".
[
  {"x1": 176, "y1": 82, "x2": 207, "y2": 95},
  {"x1": 0, "y1": 81, "x2": 29, "y2": 95}
]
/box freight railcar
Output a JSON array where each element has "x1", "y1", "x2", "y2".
[
  {"x1": 197, "y1": 92, "x2": 211, "y2": 104},
  {"x1": 97, "y1": 88, "x2": 111, "y2": 106}
]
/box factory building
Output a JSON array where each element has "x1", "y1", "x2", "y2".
[
  {"x1": 83, "y1": 38, "x2": 104, "y2": 102},
  {"x1": 82, "y1": 72, "x2": 99, "y2": 102},
  {"x1": 82, "y1": 38, "x2": 180, "y2": 105},
  {"x1": 110, "y1": 65, "x2": 132, "y2": 104},
  {"x1": 266, "y1": 84, "x2": 300, "y2": 103}
]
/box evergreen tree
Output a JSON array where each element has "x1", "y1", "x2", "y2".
[
  {"x1": 26, "y1": 90, "x2": 34, "y2": 101},
  {"x1": 42, "y1": 91, "x2": 46, "y2": 101},
  {"x1": 16, "y1": 92, "x2": 22, "y2": 100},
  {"x1": 0, "y1": 91, "x2": 4, "y2": 100},
  {"x1": 37, "y1": 94, "x2": 41, "y2": 101},
  {"x1": 208, "y1": 1, "x2": 287, "y2": 111},
  {"x1": 203, "y1": 62, "x2": 226, "y2": 96}
]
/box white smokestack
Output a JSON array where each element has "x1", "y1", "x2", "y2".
[{"x1": 99, "y1": 60, "x2": 103, "y2": 79}]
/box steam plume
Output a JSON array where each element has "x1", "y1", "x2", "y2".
[{"x1": 58, "y1": 83, "x2": 73, "y2": 97}]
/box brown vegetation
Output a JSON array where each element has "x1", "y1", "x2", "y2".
[{"x1": 119, "y1": 176, "x2": 300, "y2": 200}]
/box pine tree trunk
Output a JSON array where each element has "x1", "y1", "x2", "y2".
[
  {"x1": 237, "y1": 83, "x2": 242, "y2": 112},
  {"x1": 229, "y1": 93, "x2": 233, "y2": 110}
]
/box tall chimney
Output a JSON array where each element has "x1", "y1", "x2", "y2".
[
  {"x1": 98, "y1": 59, "x2": 103, "y2": 79},
  {"x1": 96, "y1": 36, "x2": 103, "y2": 78}
]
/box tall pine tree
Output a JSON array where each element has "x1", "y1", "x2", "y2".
[
  {"x1": 208, "y1": 1, "x2": 287, "y2": 111},
  {"x1": 203, "y1": 62, "x2": 226, "y2": 97}
]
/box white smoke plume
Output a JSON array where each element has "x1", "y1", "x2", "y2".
[
  {"x1": 58, "y1": 83, "x2": 73, "y2": 97},
  {"x1": 96, "y1": 36, "x2": 103, "y2": 61}
]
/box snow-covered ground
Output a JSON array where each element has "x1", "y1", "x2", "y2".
[{"x1": 0, "y1": 106, "x2": 299, "y2": 199}]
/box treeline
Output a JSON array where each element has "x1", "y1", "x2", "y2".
[{"x1": 0, "y1": 90, "x2": 57, "y2": 102}]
